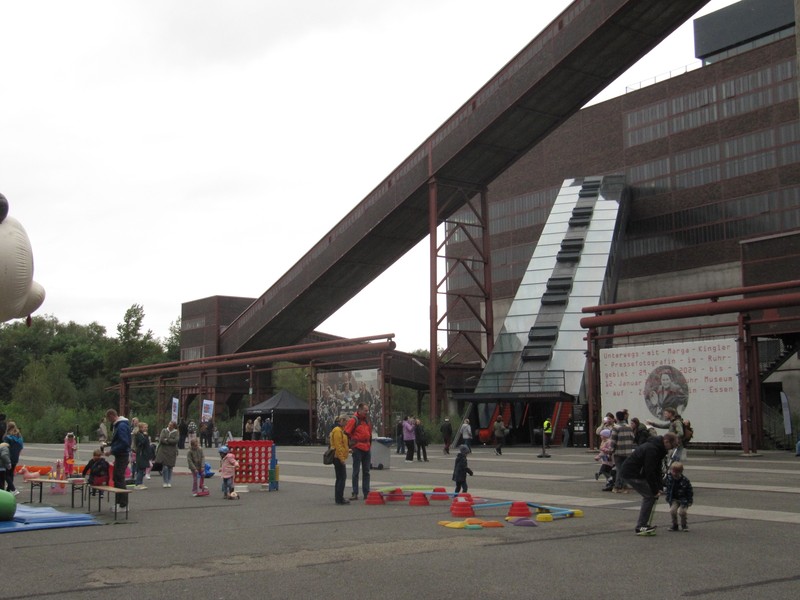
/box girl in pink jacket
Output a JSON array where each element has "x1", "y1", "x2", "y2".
[{"x1": 218, "y1": 446, "x2": 239, "y2": 499}]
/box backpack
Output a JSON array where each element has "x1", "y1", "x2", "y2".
[{"x1": 681, "y1": 419, "x2": 694, "y2": 445}]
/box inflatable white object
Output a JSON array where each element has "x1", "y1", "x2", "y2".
[{"x1": 0, "y1": 193, "x2": 45, "y2": 323}]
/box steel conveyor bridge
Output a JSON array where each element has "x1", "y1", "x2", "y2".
[{"x1": 220, "y1": 0, "x2": 711, "y2": 356}]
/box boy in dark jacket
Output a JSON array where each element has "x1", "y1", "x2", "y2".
[
  {"x1": 452, "y1": 445, "x2": 474, "y2": 494},
  {"x1": 664, "y1": 461, "x2": 693, "y2": 531}
]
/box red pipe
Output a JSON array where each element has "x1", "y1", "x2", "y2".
[
  {"x1": 582, "y1": 280, "x2": 800, "y2": 314},
  {"x1": 580, "y1": 292, "x2": 800, "y2": 329},
  {"x1": 121, "y1": 341, "x2": 396, "y2": 380}
]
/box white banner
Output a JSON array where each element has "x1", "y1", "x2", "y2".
[
  {"x1": 201, "y1": 399, "x2": 215, "y2": 423},
  {"x1": 600, "y1": 339, "x2": 740, "y2": 444},
  {"x1": 171, "y1": 397, "x2": 179, "y2": 424}
]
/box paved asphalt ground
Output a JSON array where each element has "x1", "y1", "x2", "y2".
[{"x1": 3, "y1": 442, "x2": 800, "y2": 600}]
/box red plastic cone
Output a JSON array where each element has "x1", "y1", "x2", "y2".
[
  {"x1": 430, "y1": 487, "x2": 450, "y2": 500},
  {"x1": 409, "y1": 491, "x2": 430, "y2": 506},
  {"x1": 365, "y1": 491, "x2": 385, "y2": 505},
  {"x1": 450, "y1": 501, "x2": 475, "y2": 517},
  {"x1": 507, "y1": 501, "x2": 532, "y2": 517}
]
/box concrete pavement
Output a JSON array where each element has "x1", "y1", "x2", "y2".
[{"x1": 4, "y1": 443, "x2": 800, "y2": 599}]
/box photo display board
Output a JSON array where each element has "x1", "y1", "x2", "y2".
[{"x1": 600, "y1": 339, "x2": 741, "y2": 444}]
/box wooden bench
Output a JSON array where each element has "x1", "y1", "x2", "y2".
[
  {"x1": 28, "y1": 478, "x2": 87, "y2": 508},
  {"x1": 87, "y1": 485, "x2": 133, "y2": 520}
]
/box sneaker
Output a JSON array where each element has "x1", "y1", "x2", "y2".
[
  {"x1": 135, "y1": 485, "x2": 147, "y2": 490},
  {"x1": 163, "y1": 483, "x2": 169, "y2": 488},
  {"x1": 404, "y1": 460, "x2": 413, "y2": 463},
  {"x1": 146, "y1": 474, "x2": 151, "y2": 480},
  {"x1": 192, "y1": 493, "x2": 198, "y2": 497},
  {"x1": 166, "y1": 484, "x2": 172, "y2": 488},
  {"x1": 682, "y1": 525, "x2": 690, "y2": 532},
  {"x1": 668, "y1": 524, "x2": 679, "y2": 532},
  {"x1": 350, "y1": 494, "x2": 358, "y2": 500},
  {"x1": 594, "y1": 472, "x2": 600, "y2": 480},
  {"x1": 636, "y1": 526, "x2": 657, "y2": 536},
  {"x1": 12, "y1": 490, "x2": 20, "y2": 496}
]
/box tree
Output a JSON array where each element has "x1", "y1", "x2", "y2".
[{"x1": 163, "y1": 318, "x2": 181, "y2": 361}]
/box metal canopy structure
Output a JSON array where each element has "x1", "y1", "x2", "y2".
[{"x1": 218, "y1": 0, "x2": 712, "y2": 361}]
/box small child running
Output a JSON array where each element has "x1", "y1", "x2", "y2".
[
  {"x1": 452, "y1": 445, "x2": 474, "y2": 494},
  {"x1": 664, "y1": 461, "x2": 693, "y2": 531}
]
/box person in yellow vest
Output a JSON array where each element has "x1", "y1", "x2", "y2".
[{"x1": 543, "y1": 418, "x2": 553, "y2": 448}]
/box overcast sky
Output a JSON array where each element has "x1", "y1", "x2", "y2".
[{"x1": 0, "y1": 0, "x2": 737, "y2": 352}]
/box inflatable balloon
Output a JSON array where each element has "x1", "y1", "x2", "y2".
[
  {"x1": 0, "y1": 193, "x2": 45, "y2": 323},
  {"x1": 0, "y1": 489, "x2": 17, "y2": 521}
]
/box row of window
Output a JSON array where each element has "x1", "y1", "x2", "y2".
[
  {"x1": 624, "y1": 186, "x2": 800, "y2": 258},
  {"x1": 625, "y1": 57, "x2": 797, "y2": 147},
  {"x1": 628, "y1": 123, "x2": 800, "y2": 188}
]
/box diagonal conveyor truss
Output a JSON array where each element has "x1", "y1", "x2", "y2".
[{"x1": 220, "y1": 0, "x2": 711, "y2": 355}]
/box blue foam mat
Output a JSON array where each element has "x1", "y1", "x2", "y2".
[{"x1": 0, "y1": 504, "x2": 100, "y2": 533}]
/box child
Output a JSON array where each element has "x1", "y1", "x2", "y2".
[
  {"x1": 82, "y1": 449, "x2": 110, "y2": 497},
  {"x1": 452, "y1": 445, "x2": 474, "y2": 494},
  {"x1": 594, "y1": 429, "x2": 615, "y2": 489},
  {"x1": 63, "y1": 433, "x2": 78, "y2": 476},
  {"x1": 218, "y1": 445, "x2": 239, "y2": 500},
  {"x1": 0, "y1": 442, "x2": 11, "y2": 490},
  {"x1": 187, "y1": 438, "x2": 208, "y2": 496},
  {"x1": 664, "y1": 461, "x2": 693, "y2": 531}
]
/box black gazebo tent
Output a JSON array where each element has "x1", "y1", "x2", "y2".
[{"x1": 242, "y1": 389, "x2": 311, "y2": 445}]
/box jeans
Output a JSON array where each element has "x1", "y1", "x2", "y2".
[
  {"x1": 455, "y1": 480, "x2": 468, "y2": 494},
  {"x1": 162, "y1": 465, "x2": 174, "y2": 485},
  {"x1": 351, "y1": 447, "x2": 370, "y2": 497},
  {"x1": 627, "y1": 477, "x2": 658, "y2": 529},
  {"x1": 135, "y1": 466, "x2": 146, "y2": 486},
  {"x1": 334, "y1": 458, "x2": 347, "y2": 503},
  {"x1": 222, "y1": 477, "x2": 234, "y2": 497},
  {"x1": 416, "y1": 443, "x2": 428, "y2": 461}
]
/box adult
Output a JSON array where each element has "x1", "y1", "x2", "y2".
[
  {"x1": 0, "y1": 413, "x2": 6, "y2": 440},
  {"x1": 3, "y1": 421, "x2": 23, "y2": 495},
  {"x1": 609, "y1": 410, "x2": 634, "y2": 493},
  {"x1": 155, "y1": 420, "x2": 180, "y2": 488},
  {"x1": 543, "y1": 417, "x2": 553, "y2": 448},
  {"x1": 440, "y1": 417, "x2": 453, "y2": 455},
  {"x1": 133, "y1": 422, "x2": 151, "y2": 489},
  {"x1": 178, "y1": 419, "x2": 188, "y2": 449},
  {"x1": 252, "y1": 416, "x2": 262, "y2": 441},
  {"x1": 620, "y1": 432, "x2": 679, "y2": 536},
  {"x1": 243, "y1": 419, "x2": 253, "y2": 441},
  {"x1": 493, "y1": 416, "x2": 506, "y2": 456},
  {"x1": 344, "y1": 402, "x2": 372, "y2": 501},
  {"x1": 458, "y1": 419, "x2": 473, "y2": 452},
  {"x1": 97, "y1": 418, "x2": 108, "y2": 444},
  {"x1": 647, "y1": 407, "x2": 685, "y2": 461},
  {"x1": 395, "y1": 419, "x2": 404, "y2": 455},
  {"x1": 630, "y1": 417, "x2": 651, "y2": 446},
  {"x1": 414, "y1": 419, "x2": 429, "y2": 462},
  {"x1": 104, "y1": 409, "x2": 131, "y2": 508},
  {"x1": 261, "y1": 418, "x2": 273, "y2": 441},
  {"x1": 204, "y1": 419, "x2": 215, "y2": 448},
  {"x1": 329, "y1": 416, "x2": 350, "y2": 505},
  {"x1": 402, "y1": 416, "x2": 416, "y2": 463}
]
